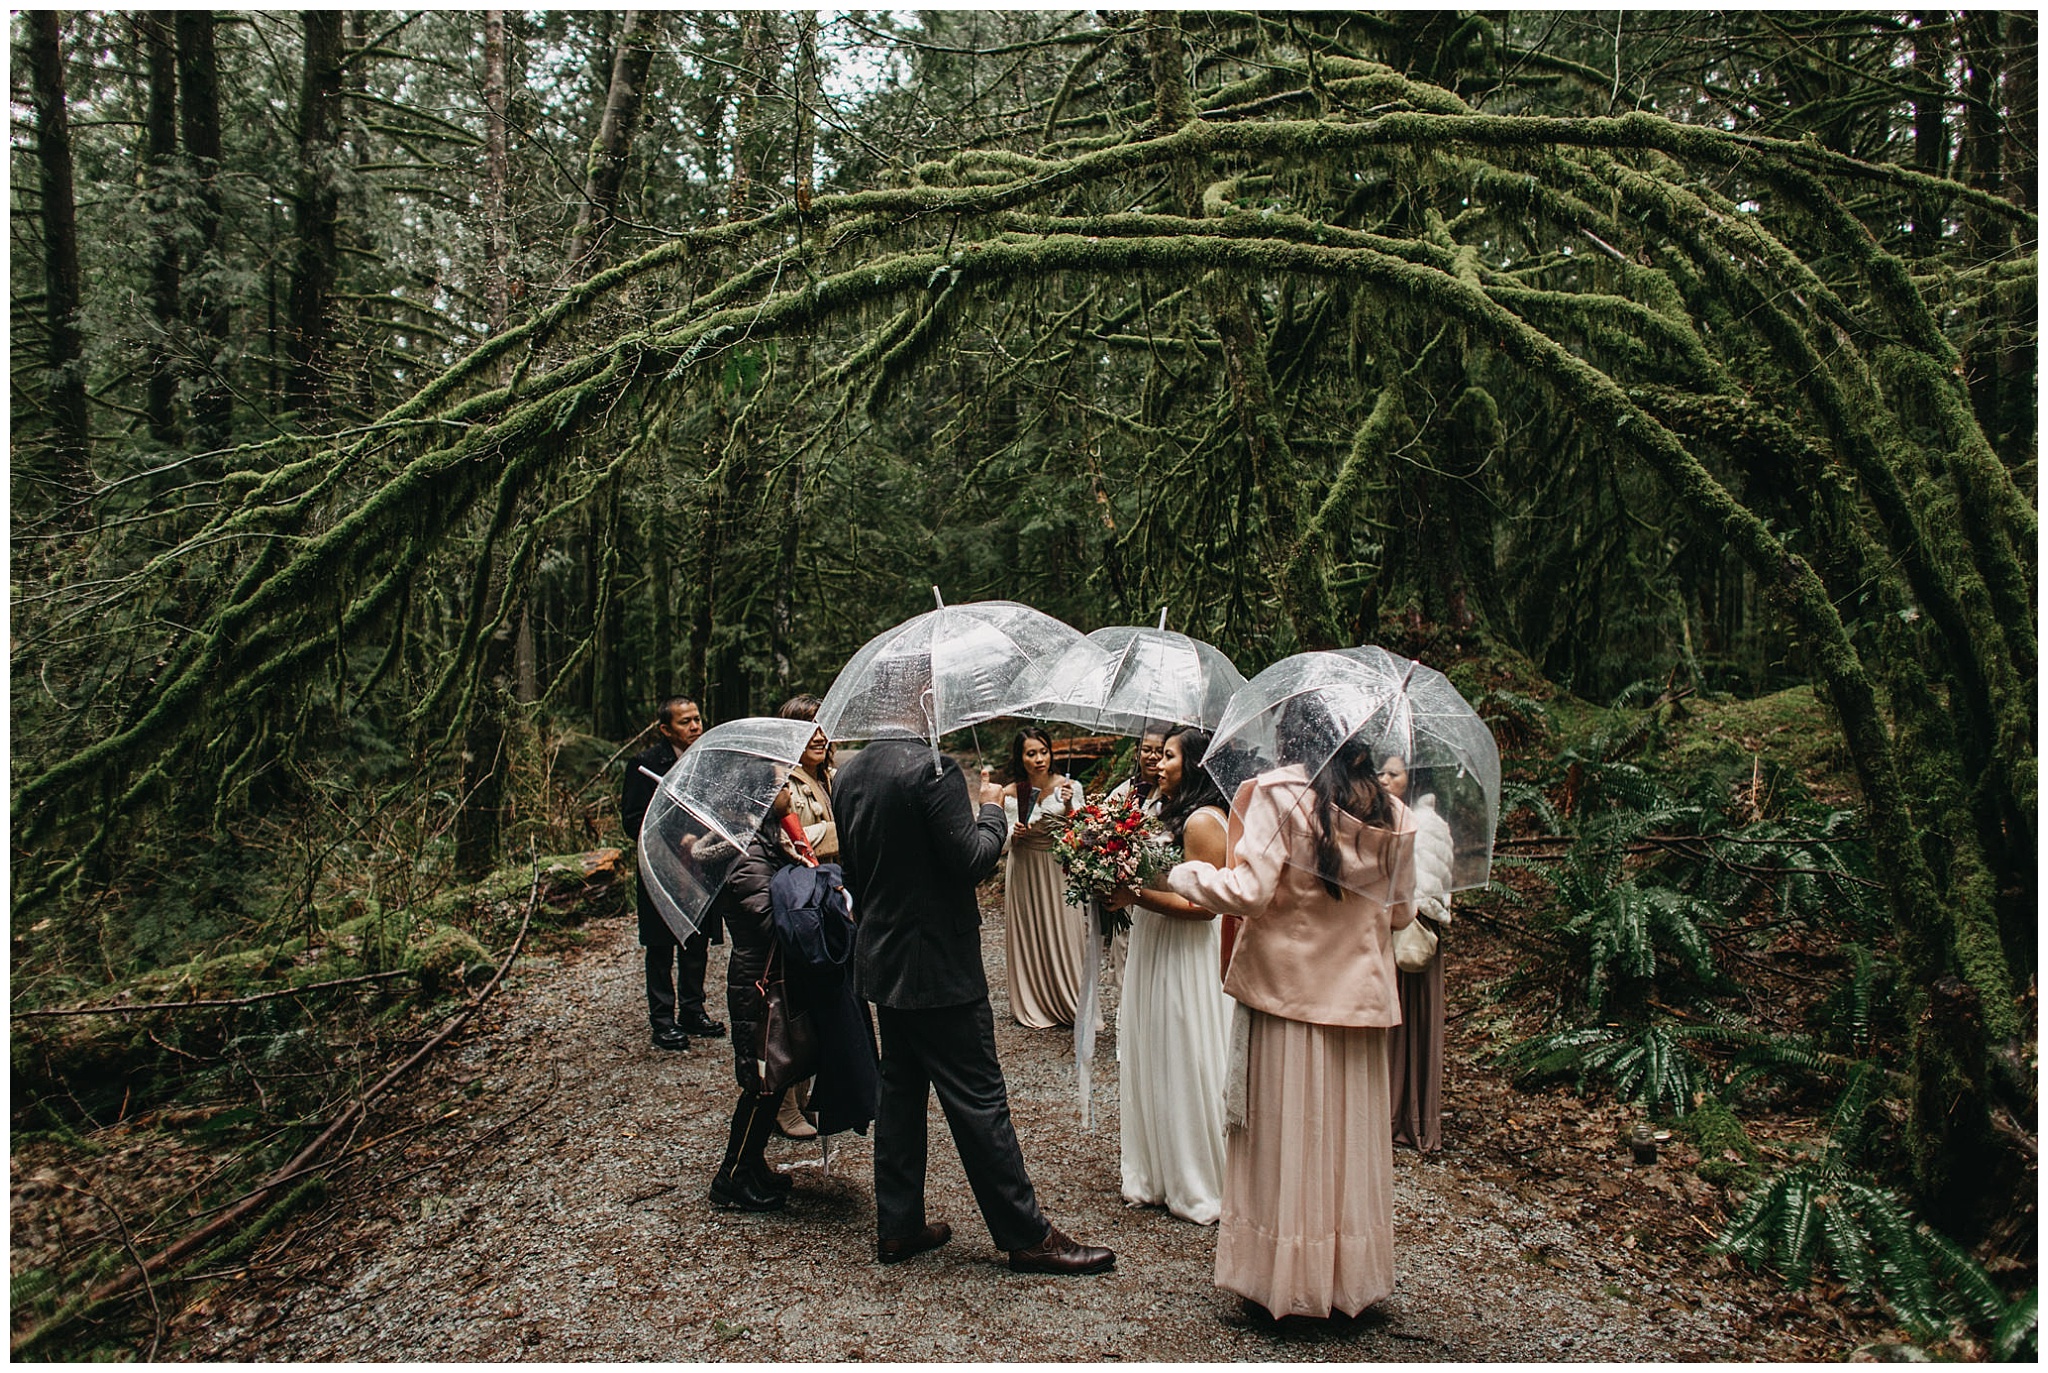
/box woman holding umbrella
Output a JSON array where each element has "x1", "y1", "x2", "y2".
[
  {"x1": 635, "y1": 715, "x2": 877, "y2": 1214},
  {"x1": 705, "y1": 778, "x2": 808, "y2": 1211},
  {"x1": 1166, "y1": 697, "x2": 1419, "y2": 1321},
  {"x1": 705, "y1": 771, "x2": 879, "y2": 1211}
]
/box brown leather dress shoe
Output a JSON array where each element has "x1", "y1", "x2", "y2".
[
  {"x1": 1008, "y1": 1224, "x2": 1114, "y2": 1275},
  {"x1": 876, "y1": 1221, "x2": 952, "y2": 1265}
]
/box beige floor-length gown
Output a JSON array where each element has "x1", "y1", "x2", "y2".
[
  {"x1": 1003, "y1": 781, "x2": 1091, "y2": 1029},
  {"x1": 1217, "y1": 1010, "x2": 1396, "y2": 1316}
]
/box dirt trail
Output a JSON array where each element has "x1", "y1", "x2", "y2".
[{"x1": 180, "y1": 906, "x2": 1865, "y2": 1361}]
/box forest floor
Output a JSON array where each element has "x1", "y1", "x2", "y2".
[{"x1": 35, "y1": 889, "x2": 1917, "y2": 1363}]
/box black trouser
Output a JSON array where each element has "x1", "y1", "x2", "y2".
[
  {"x1": 645, "y1": 929, "x2": 710, "y2": 1026},
  {"x1": 873, "y1": 999, "x2": 1048, "y2": 1252}
]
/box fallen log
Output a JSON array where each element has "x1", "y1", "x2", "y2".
[{"x1": 10, "y1": 856, "x2": 544, "y2": 1358}]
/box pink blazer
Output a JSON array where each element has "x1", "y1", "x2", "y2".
[{"x1": 1167, "y1": 767, "x2": 1416, "y2": 1028}]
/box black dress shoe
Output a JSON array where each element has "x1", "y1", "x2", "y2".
[
  {"x1": 678, "y1": 1012, "x2": 726, "y2": 1037},
  {"x1": 876, "y1": 1221, "x2": 952, "y2": 1264},
  {"x1": 708, "y1": 1169, "x2": 786, "y2": 1212},
  {"x1": 1009, "y1": 1224, "x2": 1114, "y2": 1275},
  {"x1": 650, "y1": 1023, "x2": 691, "y2": 1052}
]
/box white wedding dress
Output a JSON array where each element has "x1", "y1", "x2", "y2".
[{"x1": 1118, "y1": 804, "x2": 1232, "y2": 1224}]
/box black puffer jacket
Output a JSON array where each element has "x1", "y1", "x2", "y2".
[{"x1": 712, "y1": 818, "x2": 799, "y2": 1090}]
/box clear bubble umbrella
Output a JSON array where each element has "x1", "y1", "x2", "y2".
[
  {"x1": 1009, "y1": 609, "x2": 1247, "y2": 738},
  {"x1": 637, "y1": 716, "x2": 818, "y2": 942},
  {"x1": 1004, "y1": 635, "x2": 1116, "y2": 730},
  {"x1": 1203, "y1": 646, "x2": 1500, "y2": 897},
  {"x1": 816, "y1": 590, "x2": 1084, "y2": 760}
]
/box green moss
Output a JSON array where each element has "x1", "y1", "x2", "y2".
[
  {"x1": 130, "y1": 944, "x2": 295, "y2": 1002},
  {"x1": 1657, "y1": 685, "x2": 1858, "y2": 801},
  {"x1": 406, "y1": 925, "x2": 493, "y2": 994}
]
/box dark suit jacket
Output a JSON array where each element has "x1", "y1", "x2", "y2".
[
  {"x1": 837, "y1": 736, "x2": 1008, "y2": 1010},
  {"x1": 622, "y1": 739, "x2": 722, "y2": 945}
]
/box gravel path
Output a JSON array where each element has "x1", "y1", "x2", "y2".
[{"x1": 186, "y1": 903, "x2": 1848, "y2": 1361}]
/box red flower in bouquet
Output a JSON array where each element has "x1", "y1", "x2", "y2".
[{"x1": 1044, "y1": 791, "x2": 1180, "y2": 914}]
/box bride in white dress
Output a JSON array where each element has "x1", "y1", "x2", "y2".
[{"x1": 1107, "y1": 725, "x2": 1233, "y2": 1224}]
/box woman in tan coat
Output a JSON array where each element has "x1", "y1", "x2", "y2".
[{"x1": 1166, "y1": 730, "x2": 1416, "y2": 1321}]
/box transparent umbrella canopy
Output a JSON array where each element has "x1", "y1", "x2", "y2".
[
  {"x1": 636, "y1": 716, "x2": 817, "y2": 942},
  {"x1": 1004, "y1": 635, "x2": 1115, "y2": 730},
  {"x1": 1010, "y1": 614, "x2": 1247, "y2": 738},
  {"x1": 1088, "y1": 623, "x2": 1247, "y2": 735},
  {"x1": 816, "y1": 592, "x2": 1083, "y2": 746},
  {"x1": 1204, "y1": 646, "x2": 1501, "y2": 895}
]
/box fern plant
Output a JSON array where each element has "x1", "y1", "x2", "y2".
[
  {"x1": 1477, "y1": 688, "x2": 1551, "y2": 748},
  {"x1": 1691, "y1": 808, "x2": 1881, "y2": 934},
  {"x1": 1722, "y1": 1044, "x2": 1901, "y2": 1142},
  {"x1": 1813, "y1": 943, "x2": 1888, "y2": 1056},
  {"x1": 1499, "y1": 1020, "x2": 1713, "y2": 1118},
  {"x1": 1714, "y1": 1149, "x2": 2017, "y2": 1343},
  {"x1": 1993, "y1": 1289, "x2": 2038, "y2": 1361},
  {"x1": 1545, "y1": 841, "x2": 1722, "y2": 1010},
  {"x1": 1497, "y1": 779, "x2": 1562, "y2": 835}
]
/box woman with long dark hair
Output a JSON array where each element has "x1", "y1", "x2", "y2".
[
  {"x1": 998, "y1": 726, "x2": 1093, "y2": 1029},
  {"x1": 1166, "y1": 705, "x2": 1418, "y2": 1320},
  {"x1": 1109, "y1": 725, "x2": 1233, "y2": 1224}
]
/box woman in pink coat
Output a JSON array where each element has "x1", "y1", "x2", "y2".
[{"x1": 1166, "y1": 728, "x2": 1416, "y2": 1321}]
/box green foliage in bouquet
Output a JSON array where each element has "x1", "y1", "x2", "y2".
[{"x1": 1044, "y1": 794, "x2": 1181, "y2": 924}]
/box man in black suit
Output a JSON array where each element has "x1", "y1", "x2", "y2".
[
  {"x1": 621, "y1": 696, "x2": 724, "y2": 1050},
  {"x1": 835, "y1": 726, "x2": 1114, "y2": 1275}
]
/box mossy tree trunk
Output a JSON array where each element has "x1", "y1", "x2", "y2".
[{"x1": 24, "y1": 10, "x2": 91, "y2": 506}]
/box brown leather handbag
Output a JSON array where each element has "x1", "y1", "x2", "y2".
[{"x1": 753, "y1": 946, "x2": 819, "y2": 1095}]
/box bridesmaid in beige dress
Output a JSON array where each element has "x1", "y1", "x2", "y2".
[
  {"x1": 1168, "y1": 729, "x2": 1417, "y2": 1321},
  {"x1": 999, "y1": 727, "x2": 1092, "y2": 1029}
]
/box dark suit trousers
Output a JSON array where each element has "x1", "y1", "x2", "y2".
[
  {"x1": 645, "y1": 928, "x2": 710, "y2": 1026},
  {"x1": 873, "y1": 1000, "x2": 1047, "y2": 1252}
]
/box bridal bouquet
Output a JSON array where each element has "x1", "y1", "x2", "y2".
[{"x1": 1045, "y1": 792, "x2": 1180, "y2": 925}]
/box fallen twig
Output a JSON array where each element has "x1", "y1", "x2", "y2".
[
  {"x1": 173, "y1": 1108, "x2": 467, "y2": 1229},
  {"x1": 73, "y1": 1188, "x2": 162, "y2": 1360},
  {"x1": 10, "y1": 854, "x2": 543, "y2": 1359},
  {"x1": 15, "y1": 968, "x2": 415, "y2": 1018}
]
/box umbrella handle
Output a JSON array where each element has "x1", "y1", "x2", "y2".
[{"x1": 921, "y1": 685, "x2": 942, "y2": 776}]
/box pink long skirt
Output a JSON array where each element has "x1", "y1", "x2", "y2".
[{"x1": 1215, "y1": 1010, "x2": 1395, "y2": 1318}]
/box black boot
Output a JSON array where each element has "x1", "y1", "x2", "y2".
[
  {"x1": 736, "y1": 1089, "x2": 785, "y2": 1186},
  {"x1": 746, "y1": 1158, "x2": 794, "y2": 1193},
  {"x1": 709, "y1": 1095, "x2": 785, "y2": 1212}
]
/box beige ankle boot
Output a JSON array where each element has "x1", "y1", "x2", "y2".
[{"x1": 776, "y1": 1080, "x2": 818, "y2": 1139}]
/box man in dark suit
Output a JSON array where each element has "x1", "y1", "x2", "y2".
[
  {"x1": 621, "y1": 696, "x2": 724, "y2": 1050},
  {"x1": 835, "y1": 727, "x2": 1114, "y2": 1275}
]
